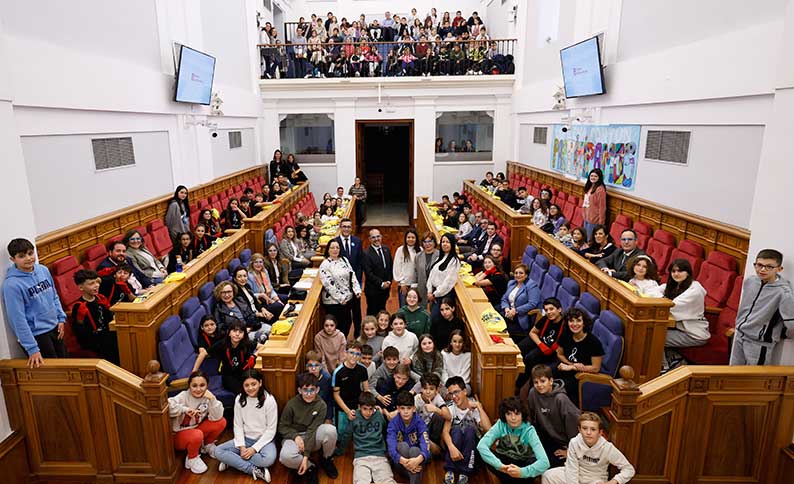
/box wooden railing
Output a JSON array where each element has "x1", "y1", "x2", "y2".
[
  {"x1": 528, "y1": 225, "x2": 673, "y2": 382},
  {"x1": 461, "y1": 180, "x2": 533, "y2": 270},
  {"x1": 35, "y1": 166, "x2": 265, "y2": 267},
  {"x1": 112, "y1": 230, "x2": 251, "y2": 376},
  {"x1": 608, "y1": 365, "x2": 794, "y2": 484},
  {"x1": 0, "y1": 359, "x2": 177, "y2": 483},
  {"x1": 507, "y1": 161, "x2": 751, "y2": 271},
  {"x1": 244, "y1": 183, "x2": 310, "y2": 256},
  {"x1": 416, "y1": 196, "x2": 523, "y2": 418},
  {"x1": 257, "y1": 199, "x2": 355, "y2": 408}
]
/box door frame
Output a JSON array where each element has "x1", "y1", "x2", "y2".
[{"x1": 355, "y1": 119, "x2": 414, "y2": 225}]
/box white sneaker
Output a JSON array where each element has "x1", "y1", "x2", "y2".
[
  {"x1": 201, "y1": 442, "x2": 217, "y2": 458},
  {"x1": 264, "y1": 467, "x2": 272, "y2": 482},
  {"x1": 252, "y1": 466, "x2": 271, "y2": 481},
  {"x1": 218, "y1": 462, "x2": 227, "y2": 472},
  {"x1": 185, "y1": 455, "x2": 207, "y2": 474}
]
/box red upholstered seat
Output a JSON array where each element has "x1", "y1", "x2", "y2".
[
  {"x1": 147, "y1": 219, "x2": 165, "y2": 231},
  {"x1": 633, "y1": 220, "x2": 653, "y2": 237},
  {"x1": 150, "y1": 225, "x2": 173, "y2": 258},
  {"x1": 82, "y1": 244, "x2": 107, "y2": 270},
  {"x1": 697, "y1": 251, "x2": 738, "y2": 307},
  {"x1": 646, "y1": 230, "x2": 677, "y2": 277},
  {"x1": 571, "y1": 207, "x2": 584, "y2": 229},
  {"x1": 679, "y1": 276, "x2": 743, "y2": 364},
  {"x1": 670, "y1": 239, "x2": 706, "y2": 278},
  {"x1": 51, "y1": 256, "x2": 82, "y2": 309},
  {"x1": 609, "y1": 214, "x2": 633, "y2": 244}
]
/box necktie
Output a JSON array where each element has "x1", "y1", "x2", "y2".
[
  {"x1": 345, "y1": 238, "x2": 350, "y2": 254},
  {"x1": 377, "y1": 247, "x2": 386, "y2": 268}
]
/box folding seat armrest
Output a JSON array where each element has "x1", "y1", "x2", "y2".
[
  {"x1": 527, "y1": 308, "x2": 542, "y2": 321},
  {"x1": 575, "y1": 372, "x2": 614, "y2": 384},
  {"x1": 725, "y1": 328, "x2": 735, "y2": 338},
  {"x1": 705, "y1": 306, "x2": 723, "y2": 315},
  {"x1": 169, "y1": 378, "x2": 189, "y2": 391},
  {"x1": 224, "y1": 229, "x2": 240, "y2": 235}
]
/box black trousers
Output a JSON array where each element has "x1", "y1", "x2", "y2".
[
  {"x1": 324, "y1": 299, "x2": 357, "y2": 338},
  {"x1": 514, "y1": 337, "x2": 558, "y2": 393},
  {"x1": 486, "y1": 452, "x2": 537, "y2": 484},
  {"x1": 30, "y1": 327, "x2": 67, "y2": 358},
  {"x1": 365, "y1": 289, "x2": 389, "y2": 316}
]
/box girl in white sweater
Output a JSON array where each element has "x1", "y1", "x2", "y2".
[
  {"x1": 659, "y1": 258, "x2": 710, "y2": 369},
  {"x1": 214, "y1": 369, "x2": 278, "y2": 482},
  {"x1": 427, "y1": 233, "x2": 461, "y2": 319},
  {"x1": 393, "y1": 229, "x2": 420, "y2": 307},
  {"x1": 381, "y1": 312, "x2": 419, "y2": 365},
  {"x1": 169, "y1": 371, "x2": 226, "y2": 474},
  {"x1": 441, "y1": 329, "x2": 471, "y2": 389}
]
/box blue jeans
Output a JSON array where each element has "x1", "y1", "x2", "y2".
[
  {"x1": 584, "y1": 221, "x2": 597, "y2": 240},
  {"x1": 214, "y1": 437, "x2": 277, "y2": 474}
]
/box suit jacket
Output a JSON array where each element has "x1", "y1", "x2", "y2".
[
  {"x1": 335, "y1": 235, "x2": 364, "y2": 282},
  {"x1": 500, "y1": 279, "x2": 541, "y2": 331},
  {"x1": 97, "y1": 256, "x2": 152, "y2": 289},
  {"x1": 363, "y1": 245, "x2": 394, "y2": 296},
  {"x1": 412, "y1": 250, "x2": 440, "y2": 305},
  {"x1": 475, "y1": 234, "x2": 505, "y2": 259},
  {"x1": 596, "y1": 248, "x2": 648, "y2": 282}
]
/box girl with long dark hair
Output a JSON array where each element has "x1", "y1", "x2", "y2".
[
  {"x1": 393, "y1": 228, "x2": 421, "y2": 307},
  {"x1": 427, "y1": 233, "x2": 460, "y2": 319},
  {"x1": 659, "y1": 259, "x2": 709, "y2": 369},
  {"x1": 582, "y1": 168, "x2": 606, "y2": 239},
  {"x1": 165, "y1": 185, "x2": 190, "y2": 242}
]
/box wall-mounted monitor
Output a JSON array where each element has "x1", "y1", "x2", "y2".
[
  {"x1": 174, "y1": 45, "x2": 216, "y2": 105},
  {"x1": 560, "y1": 36, "x2": 605, "y2": 98}
]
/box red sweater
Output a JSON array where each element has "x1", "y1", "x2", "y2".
[{"x1": 582, "y1": 186, "x2": 606, "y2": 225}]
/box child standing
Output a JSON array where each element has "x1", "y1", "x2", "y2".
[
  {"x1": 303, "y1": 350, "x2": 334, "y2": 423},
  {"x1": 339, "y1": 392, "x2": 397, "y2": 484},
  {"x1": 401, "y1": 288, "x2": 432, "y2": 338},
  {"x1": 332, "y1": 341, "x2": 370, "y2": 453},
  {"x1": 477, "y1": 396, "x2": 550, "y2": 483},
  {"x1": 314, "y1": 314, "x2": 347, "y2": 374},
  {"x1": 387, "y1": 391, "x2": 431, "y2": 484},
  {"x1": 541, "y1": 412, "x2": 635, "y2": 484},
  {"x1": 278, "y1": 373, "x2": 339, "y2": 484},
  {"x1": 382, "y1": 312, "x2": 419, "y2": 365},
  {"x1": 442, "y1": 376, "x2": 492, "y2": 484},
  {"x1": 441, "y1": 330, "x2": 472, "y2": 390},
  {"x1": 731, "y1": 249, "x2": 794, "y2": 365},
  {"x1": 412, "y1": 334, "x2": 444, "y2": 380},
  {"x1": 71, "y1": 269, "x2": 119, "y2": 364},
  {"x1": 3, "y1": 238, "x2": 67, "y2": 367},
  {"x1": 215, "y1": 370, "x2": 278, "y2": 481},
  {"x1": 169, "y1": 371, "x2": 226, "y2": 474},
  {"x1": 357, "y1": 316, "x2": 384, "y2": 363},
  {"x1": 360, "y1": 344, "x2": 376, "y2": 378},
  {"x1": 525, "y1": 365, "x2": 581, "y2": 468},
  {"x1": 415, "y1": 373, "x2": 451, "y2": 455}
]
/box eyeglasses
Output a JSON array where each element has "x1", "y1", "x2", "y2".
[
  {"x1": 754, "y1": 263, "x2": 779, "y2": 271},
  {"x1": 299, "y1": 387, "x2": 318, "y2": 395},
  {"x1": 447, "y1": 389, "x2": 463, "y2": 397},
  {"x1": 370, "y1": 235, "x2": 382, "y2": 239},
  {"x1": 220, "y1": 290, "x2": 234, "y2": 295},
  {"x1": 128, "y1": 237, "x2": 142, "y2": 242},
  {"x1": 620, "y1": 238, "x2": 636, "y2": 242},
  {"x1": 422, "y1": 239, "x2": 434, "y2": 244},
  {"x1": 347, "y1": 350, "x2": 362, "y2": 357},
  {"x1": 306, "y1": 362, "x2": 322, "y2": 368}
]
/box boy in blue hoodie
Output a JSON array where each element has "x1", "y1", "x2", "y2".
[
  {"x1": 387, "y1": 390, "x2": 431, "y2": 484},
  {"x1": 3, "y1": 238, "x2": 67, "y2": 367}
]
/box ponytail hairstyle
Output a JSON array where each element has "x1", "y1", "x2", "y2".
[
  {"x1": 238, "y1": 368, "x2": 270, "y2": 408},
  {"x1": 664, "y1": 259, "x2": 694, "y2": 300}
]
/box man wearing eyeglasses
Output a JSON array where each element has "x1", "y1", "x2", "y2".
[
  {"x1": 363, "y1": 229, "x2": 393, "y2": 315},
  {"x1": 335, "y1": 218, "x2": 364, "y2": 332},
  {"x1": 596, "y1": 229, "x2": 648, "y2": 281},
  {"x1": 96, "y1": 240, "x2": 153, "y2": 291},
  {"x1": 278, "y1": 373, "x2": 339, "y2": 483}
]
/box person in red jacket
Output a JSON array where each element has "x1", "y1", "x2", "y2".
[
  {"x1": 72, "y1": 269, "x2": 119, "y2": 364},
  {"x1": 582, "y1": 168, "x2": 607, "y2": 239}
]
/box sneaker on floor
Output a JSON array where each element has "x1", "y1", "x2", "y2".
[
  {"x1": 458, "y1": 474, "x2": 469, "y2": 484},
  {"x1": 184, "y1": 455, "x2": 207, "y2": 474},
  {"x1": 444, "y1": 470, "x2": 456, "y2": 484},
  {"x1": 201, "y1": 442, "x2": 217, "y2": 458},
  {"x1": 218, "y1": 462, "x2": 227, "y2": 472},
  {"x1": 320, "y1": 456, "x2": 339, "y2": 479},
  {"x1": 252, "y1": 466, "x2": 270, "y2": 481},
  {"x1": 305, "y1": 465, "x2": 319, "y2": 484}
]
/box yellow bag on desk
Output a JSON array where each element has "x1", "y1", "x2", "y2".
[
  {"x1": 459, "y1": 262, "x2": 472, "y2": 274},
  {"x1": 318, "y1": 235, "x2": 332, "y2": 246},
  {"x1": 163, "y1": 272, "x2": 187, "y2": 283},
  {"x1": 481, "y1": 308, "x2": 507, "y2": 333},
  {"x1": 271, "y1": 317, "x2": 296, "y2": 336},
  {"x1": 461, "y1": 274, "x2": 477, "y2": 286}
]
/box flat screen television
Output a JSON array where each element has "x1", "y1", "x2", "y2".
[
  {"x1": 174, "y1": 45, "x2": 216, "y2": 105},
  {"x1": 560, "y1": 36, "x2": 605, "y2": 98}
]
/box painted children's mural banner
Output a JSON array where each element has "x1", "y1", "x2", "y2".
[{"x1": 550, "y1": 124, "x2": 641, "y2": 190}]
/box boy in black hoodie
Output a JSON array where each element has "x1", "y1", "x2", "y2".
[{"x1": 525, "y1": 364, "x2": 580, "y2": 468}]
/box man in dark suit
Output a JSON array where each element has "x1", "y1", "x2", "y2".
[
  {"x1": 458, "y1": 212, "x2": 484, "y2": 257},
  {"x1": 362, "y1": 228, "x2": 393, "y2": 315},
  {"x1": 467, "y1": 221, "x2": 503, "y2": 271},
  {"x1": 335, "y1": 217, "x2": 364, "y2": 334},
  {"x1": 597, "y1": 228, "x2": 648, "y2": 281},
  {"x1": 96, "y1": 241, "x2": 152, "y2": 291}
]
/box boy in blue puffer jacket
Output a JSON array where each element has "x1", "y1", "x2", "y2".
[
  {"x1": 3, "y1": 238, "x2": 67, "y2": 368},
  {"x1": 387, "y1": 390, "x2": 431, "y2": 484}
]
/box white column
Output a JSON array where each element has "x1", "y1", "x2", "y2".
[
  {"x1": 334, "y1": 100, "x2": 356, "y2": 189},
  {"x1": 414, "y1": 97, "x2": 436, "y2": 219},
  {"x1": 745, "y1": 0, "x2": 794, "y2": 364},
  {"x1": 492, "y1": 94, "x2": 513, "y2": 175},
  {"x1": 260, "y1": 99, "x2": 281, "y2": 172}
]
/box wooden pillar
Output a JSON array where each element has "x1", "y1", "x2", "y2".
[{"x1": 142, "y1": 361, "x2": 178, "y2": 482}]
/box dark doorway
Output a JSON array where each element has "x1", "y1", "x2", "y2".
[{"x1": 355, "y1": 120, "x2": 413, "y2": 226}]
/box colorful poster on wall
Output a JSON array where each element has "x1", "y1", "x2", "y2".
[{"x1": 549, "y1": 124, "x2": 641, "y2": 190}]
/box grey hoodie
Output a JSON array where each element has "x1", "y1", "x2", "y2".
[
  {"x1": 367, "y1": 361, "x2": 422, "y2": 399},
  {"x1": 564, "y1": 433, "x2": 635, "y2": 484},
  {"x1": 526, "y1": 380, "x2": 580, "y2": 446},
  {"x1": 735, "y1": 274, "x2": 794, "y2": 344}
]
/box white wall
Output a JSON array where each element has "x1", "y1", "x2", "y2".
[
  {"x1": 433, "y1": 162, "x2": 493, "y2": 201},
  {"x1": 211, "y1": 127, "x2": 257, "y2": 175}
]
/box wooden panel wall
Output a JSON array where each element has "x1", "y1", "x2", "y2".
[
  {"x1": 609, "y1": 366, "x2": 794, "y2": 484},
  {"x1": 507, "y1": 161, "x2": 751, "y2": 271},
  {"x1": 0, "y1": 431, "x2": 29, "y2": 484},
  {"x1": 0, "y1": 359, "x2": 177, "y2": 483},
  {"x1": 245, "y1": 183, "x2": 310, "y2": 256},
  {"x1": 416, "y1": 196, "x2": 523, "y2": 418},
  {"x1": 36, "y1": 165, "x2": 265, "y2": 267}
]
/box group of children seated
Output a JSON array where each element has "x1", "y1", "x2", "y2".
[
  {"x1": 169, "y1": 302, "x2": 635, "y2": 484},
  {"x1": 260, "y1": 8, "x2": 515, "y2": 79}
]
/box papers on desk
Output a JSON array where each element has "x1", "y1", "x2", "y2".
[
  {"x1": 303, "y1": 268, "x2": 319, "y2": 277},
  {"x1": 293, "y1": 278, "x2": 314, "y2": 290}
]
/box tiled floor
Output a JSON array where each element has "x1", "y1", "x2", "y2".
[{"x1": 363, "y1": 202, "x2": 411, "y2": 227}]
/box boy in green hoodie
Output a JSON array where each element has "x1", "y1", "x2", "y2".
[
  {"x1": 477, "y1": 396, "x2": 549, "y2": 483},
  {"x1": 339, "y1": 391, "x2": 397, "y2": 484},
  {"x1": 278, "y1": 373, "x2": 339, "y2": 483},
  {"x1": 525, "y1": 364, "x2": 581, "y2": 468}
]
